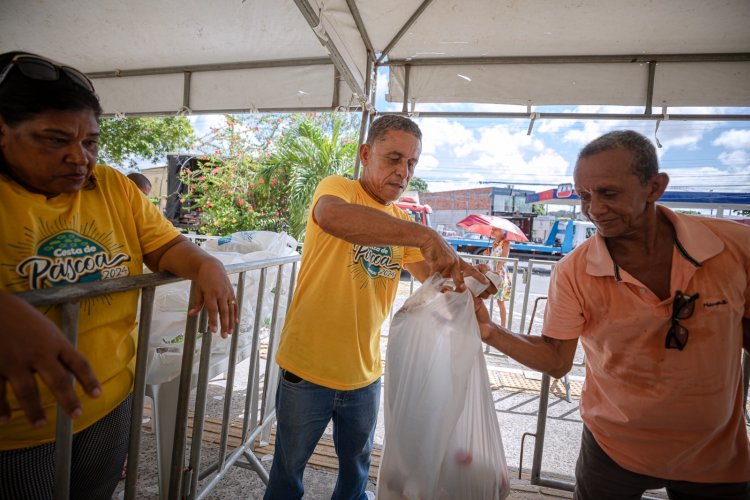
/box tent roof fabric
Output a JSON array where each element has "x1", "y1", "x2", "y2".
[{"x1": 1, "y1": 0, "x2": 749, "y2": 117}]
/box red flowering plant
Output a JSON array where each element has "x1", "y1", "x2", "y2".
[{"x1": 178, "y1": 114, "x2": 290, "y2": 236}]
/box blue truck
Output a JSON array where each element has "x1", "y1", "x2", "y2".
[
  {"x1": 445, "y1": 219, "x2": 597, "y2": 259},
  {"x1": 393, "y1": 197, "x2": 596, "y2": 260}
]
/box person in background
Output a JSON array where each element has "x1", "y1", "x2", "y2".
[
  {"x1": 264, "y1": 114, "x2": 486, "y2": 500},
  {"x1": 474, "y1": 130, "x2": 750, "y2": 499},
  {"x1": 126, "y1": 171, "x2": 151, "y2": 196},
  {"x1": 487, "y1": 227, "x2": 511, "y2": 327},
  {"x1": 0, "y1": 51, "x2": 238, "y2": 499}
]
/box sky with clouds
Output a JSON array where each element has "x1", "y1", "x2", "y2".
[
  {"x1": 186, "y1": 71, "x2": 750, "y2": 200},
  {"x1": 375, "y1": 93, "x2": 750, "y2": 196}
]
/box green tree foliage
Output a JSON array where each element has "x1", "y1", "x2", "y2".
[
  {"x1": 173, "y1": 113, "x2": 359, "y2": 238},
  {"x1": 260, "y1": 114, "x2": 359, "y2": 239},
  {"x1": 98, "y1": 116, "x2": 195, "y2": 168},
  {"x1": 407, "y1": 176, "x2": 429, "y2": 192},
  {"x1": 532, "y1": 203, "x2": 546, "y2": 216},
  {"x1": 178, "y1": 114, "x2": 290, "y2": 235}
]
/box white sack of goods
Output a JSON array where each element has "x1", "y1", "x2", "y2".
[{"x1": 377, "y1": 274, "x2": 510, "y2": 500}]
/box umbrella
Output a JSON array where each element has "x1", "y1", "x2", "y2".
[{"x1": 456, "y1": 214, "x2": 529, "y2": 242}]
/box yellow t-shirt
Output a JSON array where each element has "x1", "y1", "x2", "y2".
[
  {"x1": 275, "y1": 176, "x2": 423, "y2": 390},
  {"x1": 0, "y1": 165, "x2": 181, "y2": 450}
]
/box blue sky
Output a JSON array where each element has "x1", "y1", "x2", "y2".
[
  {"x1": 187, "y1": 71, "x2": 750, "y2": 198},
  {"x1": 401, "y1": 110, "x2": 750, "y2": 195},
  {"x1": 370, "y1": 73, "x2": 750, "y2": 196}
]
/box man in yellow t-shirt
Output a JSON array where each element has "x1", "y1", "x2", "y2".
[{"x1": 265, "y1": 115, "x2": 484, "y2": 500}]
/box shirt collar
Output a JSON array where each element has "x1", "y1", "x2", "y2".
[{"x1": 585, "y1": 205, "x2": 725, "y2": 279}]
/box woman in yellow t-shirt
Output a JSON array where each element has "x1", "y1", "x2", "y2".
[{"x1": 0, "y1": 51, "x2": 238, "y2": 499}]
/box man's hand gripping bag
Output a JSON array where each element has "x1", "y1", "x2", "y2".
[{"x1": 377, "y1": 275, "x2": 510, "y2": 499}]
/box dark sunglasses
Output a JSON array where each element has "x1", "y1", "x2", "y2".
[
  {"x1": 0, "y1": 54, "x2": 95, "y2": 93},
  {"x1": 665, "y1": 290, "x2": 699, "y2": 350}
]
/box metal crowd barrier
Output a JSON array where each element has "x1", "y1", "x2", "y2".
[
  {"x1": 457, "y1": 255, "x2": 579, "y2": 493},
  {"x1": 20, "y1": 248, "x2": 748, "y2": 499},
  {"x1": 15, "y1": 255, "x2": 300, "y2": 500},
  {"x1": 459, "y1": 252, "x2": 521, "y2": 331}
]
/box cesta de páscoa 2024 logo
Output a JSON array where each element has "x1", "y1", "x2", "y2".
[
  {"x1": 17, "y1": 230, "x2": 130, "y2": 289},
  {"x1": 351, "y1": 244, "x2": 401, "y2": 288}
]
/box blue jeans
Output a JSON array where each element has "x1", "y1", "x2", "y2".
[{"x1": 264, "y1": 370, "x2": 380, "y2": 500}]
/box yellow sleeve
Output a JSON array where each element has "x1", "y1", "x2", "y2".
[
  {"x1": 110, "y1": 167, "x2": 181, "y2": 254},
  {"x1": 312, "y1": 175, "x2": 355, "y2": 206}
]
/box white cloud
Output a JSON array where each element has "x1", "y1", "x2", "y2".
[
  {"x1": 665, "y1": 165, "x2": 750, "y2": 192},
  {"x1": 446, "y1": 124, "x2": 571, "y2": 185},
  {"x1": 369, "y1": 79, "x2": 749, "y2": 194},
  {"x1": 415, "y1": 118, "x2": 474, "y2": 155},
  {"x1": 416, "y1": 154, "x2": 439, "y2": 171},
  {"x1": 718, "y1": 149, "x2": 749, "y2": 167},
  {"x1": 713, "y1": 129, "x2": 750, "y2": 149},
  {"x1": 538, "y1": 119, "x2": 578, "y2": 134},
  {"x1": 537, "y1": 106, "x2": 720, "y2": 158},
  {"x1": 189, "y1": 114, "x2": 226, "y2": 137}
]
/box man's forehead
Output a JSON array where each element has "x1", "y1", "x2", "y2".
[
  {"x1": 374, "y1": 132, "x2": 420, "y2": 155},
  {"x1": 574, "y1": 167, "x2": 640, "y2": 192},
  {"x1": 575, "y1": 149, "x2": 635, "y2": 173}
]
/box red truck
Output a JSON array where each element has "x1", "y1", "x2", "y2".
[{"x1": 395, "y1": 196, "x2": 433, "y2": 227}]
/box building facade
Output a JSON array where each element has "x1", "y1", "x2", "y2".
[{"x1": 421, "y1": 187, "x2": 536, "y2": 236}]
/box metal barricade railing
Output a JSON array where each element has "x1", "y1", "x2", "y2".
[
  {"x1": 458, "y1": 256, "x2": 581, "y2": 491},
  {"x1": 510, "y1": 258, "x2": 583, "y2": 492},
  {"x1": 399, "y1": 255, "x2": 586, "y2": 491},
  {"x1": 459, "y1": 252, "x2": 520, "y2": 331},
  {"x1": 15, "y1": 255, "x2": 301, "y2": 500}
]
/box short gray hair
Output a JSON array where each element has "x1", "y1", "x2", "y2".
[
  {"x1": 578, "y1": 130, "x2": 658, "y2": 185},
  {"x1": 365, "y1": 114, "x2": 422, "y2": 145}
]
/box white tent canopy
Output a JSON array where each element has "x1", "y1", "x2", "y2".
[{"x1": 2, "y1": 0, "x2": 749, "y2": 120}]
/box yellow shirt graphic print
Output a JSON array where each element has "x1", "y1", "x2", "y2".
[
  {"x1": 17, "y1": 229, "x2": 131, "y2": 289},
  {"x1": 351, "y1": 244, "x2": 402, "y2": 285}
]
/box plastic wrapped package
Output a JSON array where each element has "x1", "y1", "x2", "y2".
[
  {"x1": 144, "y1": 231, "x2": 297, "y2": 386},
  {"x1": 201, "y1": 230, "x2": 298, "y2": 255},
  {"x1": 377, "y1": 275, "x2": 510, "y2": 500}
]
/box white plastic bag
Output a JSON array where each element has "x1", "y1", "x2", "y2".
[
  {"x1": 377, "y1": 275, "x2": 510, "y2": 500},
  {"x1": 144, "y1": 232, "x2": 298, "y2": 386},
  {"x1": 201, "y1": 230, "x2": 297, "y2": 255}
]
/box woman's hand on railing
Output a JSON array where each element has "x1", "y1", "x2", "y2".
[
  {"x1": 149, "y1": 237, "x2": 238, "y2": 338},
  {"x1": 0, "y1": 293, "x2": 101, "y2": 427},
  {"x1": 187, "y1": 258, "x2": 238, "y2": 338}
]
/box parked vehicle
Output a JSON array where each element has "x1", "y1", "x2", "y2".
[
  {"x1": 395, "y1": 196, "x2": 433, "y2": 227},
  {"x1": 394, "y1": 197, "x2": 596, "y2": 259},
  {"x1": 445, "y1": 219, "x2": 596, "y2": 259}
]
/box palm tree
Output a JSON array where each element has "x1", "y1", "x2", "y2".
[{"x1": 260, "y1": 115, "x2": 358, "y2": 240}]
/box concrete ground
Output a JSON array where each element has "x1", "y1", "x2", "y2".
[
  {"x1": 116, "y1": 270, "x2": 705, "y2": 499},
  {"x1": 118, "y1": 380, "x2": 583, "y2": 500}
]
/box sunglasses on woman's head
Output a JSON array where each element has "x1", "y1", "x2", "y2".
[{"x1": 0, "y1": 54, "x2": 95, "y2": 93}]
